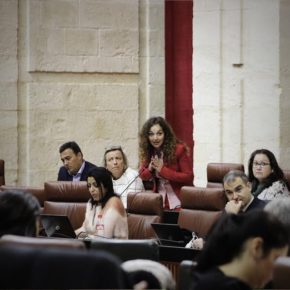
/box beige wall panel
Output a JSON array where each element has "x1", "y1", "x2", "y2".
[
  {"x1": 28, "y1": 0, "x2": 139, "y2": 73},
  {"x1": 0, "y1": 0, "x2": 18, "y2": 185},
  {"x1": 193, "y1": 0, "x2": 289, "y2": 186},
  {"x1": 26, "y1": 82, "x2": 139, "y2": 185}
]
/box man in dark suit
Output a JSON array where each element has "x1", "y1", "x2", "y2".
[
  {"x1": 188, "y1": 170, "x2": 266, "y2": 250},
  {"x1": 223, "y1": 169, "x2": 266, "y2": 214},
  {"x1": 57, "y1": 141, "x2": 97, "y2": 181}
]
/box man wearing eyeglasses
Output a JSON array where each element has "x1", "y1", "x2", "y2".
[{"x1": 57, "y1": 141, "x2": 97, "y2": 182}]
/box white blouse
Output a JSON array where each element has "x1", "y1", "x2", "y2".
[
  {"x1": 258, "y1": 180, "x2": 290, "y2": 200},
  {"x1": 77, "y1": 200, "x2": 128, "y2": 239}
]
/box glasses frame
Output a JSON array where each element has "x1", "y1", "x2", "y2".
[{"x1": 253, "y1": 162, "x2": 271, "y2": 168}]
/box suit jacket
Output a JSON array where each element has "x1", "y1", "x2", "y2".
[
  {"x1": 222, "y1": 197, "x2": 266, "y2": 217},
  {"x1": 246, "y1": 197, "x2": 267, "y2": 212},
  {"x1": 57, "y1": 161, "x2": 97, "y2": 181}
]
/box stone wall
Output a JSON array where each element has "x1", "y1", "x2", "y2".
[
  {"x1": 0, "y1": 0, "x2": 18, "y2": 184},
  {"x1": 0, "y1": 0, "x2": 165, "y2": 186}
]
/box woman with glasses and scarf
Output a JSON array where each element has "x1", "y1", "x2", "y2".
[
  {"x1": 248, "y1": 149, "x2": 290, "y2": 200},
  {"x1": 139, "y1": 116, "x2": 193, "y2": 210},
  {"x1": 75, "y1": 167, "x2": 128, "y2": 239}
]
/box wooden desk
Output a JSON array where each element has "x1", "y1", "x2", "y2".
[{"x1": 159, "y1": 245, "x2": 200, "y2": 286}]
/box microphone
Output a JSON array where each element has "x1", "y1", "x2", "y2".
[{"x1": 119, "y1": 167, "x2": 147, "y2": 197}]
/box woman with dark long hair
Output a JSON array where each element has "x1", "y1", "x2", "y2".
[
  {"x1": 139, "y1": 116, "x2": 193, "y2": 210},
  {"x1": 75, "y1": 167, "x2": 128, "y2": 239},
  {"x1": 194, "y1": 210, "x2": 289, "y2": 290},
  {"x1": 248, "y1": 149, "x2": 289, "y2": 200}
]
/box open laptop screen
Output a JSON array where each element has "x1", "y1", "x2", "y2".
[
  {"x1": 40, "y1": 214, "x2": 76, "y2": 239},
  {"x1": 151, "y1": 223, "x2": 191, "y2": 247}
]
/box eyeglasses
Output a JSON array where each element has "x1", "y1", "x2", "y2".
[
  {"x1": 104, "y1": 145, "x2": 122, "y2": 154},
  {"x1": 253, "y1": 162, "x2": 271, "y2": 168}
]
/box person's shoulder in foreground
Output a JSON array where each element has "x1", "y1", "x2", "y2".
[
  {"x1": 193, "y1": 267, "x2": 251, "y2": 290},
  {"x1": 194, "y1": 210, "x2": 289, "y2": 290}
]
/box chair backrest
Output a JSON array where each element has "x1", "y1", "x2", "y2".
[
  {"x1": 178, "y1": 186, "x2": 226, "y2": 237},
  {"x1": 89, "y1": 239, "x2": 159, "y2": 261},
  {"x1": 0, "y1": 234, "x2": 86, "y2": 250},
  {"x1": 43, "y1": 201, "x2": 86, "y2": 230},
  {"x1": 42, "y1": 181, "x2": 90, "y2": 230},
  {"x1": 0, "y1": 185, "x2": 46, "y2": 207},
  {"x1": 206, "y1": 162, "x2": 245, "y2": 188},
  {"x1": 0, "y1": 160, "x2": 5, "y2": 185},
  {"x1": 127, "y1": 192, "x2": 163, "y2": 239},
  {"x1": 44, "y1": 181, "x2": 90, "y2": 201},
  {"x1": 0, "y1": 244, "x2": 127, "y2": 289},
  {"x1": 273, "y1": 256, "x2": 290, "y2": 289},
  {"x1": 178, "y1": 260, "x2": 198, "y2": 290}
]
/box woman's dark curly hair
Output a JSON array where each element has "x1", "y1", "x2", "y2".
[
  {"x1": 87, "y1": 167, "x2": 118, "y2": 208},
  {"x1": 248, "y1": 148, "x2": 290, "y2": 192},
  {"x1": 139, "y1": 116, "x2": 187, "y2": 164}
]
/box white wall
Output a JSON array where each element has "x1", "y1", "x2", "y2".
[{"x1": 193, "y1": 0, "x2": 290, "y2": 186}]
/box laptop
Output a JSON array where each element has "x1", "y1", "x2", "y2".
[
  {"x1": 151, "y1": 223, "x2": 192, "y2": 247},
  {"x1": 40, "y1": 214, "x2": 76, "y2": 239}
]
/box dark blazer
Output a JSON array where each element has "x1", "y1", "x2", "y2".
[
  {"x1": 57, "y1": 160, "x2": 97, "y2": 181},
  {"x1": 222, "y1": 197, "x2": 267, "y2": 217},
  {"x1": 246, "y1": 197, "x2": 267, "y2": 212}
]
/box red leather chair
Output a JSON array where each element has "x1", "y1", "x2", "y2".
[
  {"x1": 206, "y1": 162, "x2": 245, "y2": 188},
  {"x1": 178, "y1": 186, "x2": 226, "y2": 237},
  {"x1": 42, "y1": 181, "x2": 89, "y2": 229},
  {"x1": 0, "y1": 185, "x2": 45, "y2": 207},
  {"x1": 127, "y1": 192, "x2": 163, "y2": 239}
]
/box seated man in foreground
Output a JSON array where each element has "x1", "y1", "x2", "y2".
[{"x1": 57, "y1": 141, "x2": 97, "y2": 181}]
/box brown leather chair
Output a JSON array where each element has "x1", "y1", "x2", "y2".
[
  {"x1": 178, "y1": 186, "x2": 226, "y2": 237},
  {"x1": 42, "y1": 181, "x2": 90, "y2": 229},
  {"x1": 44, "y1": 181, "x2": 90, "y2": 202},
  {"x1": 206, "y1": 162, "x2": 245, "y2": 188},
  {"x1": 42, "y1": 201, "x2": 86, "y2": 230},
  {"x1": 0, "y1": 185, "x2": 46, "y2": 207},
  {"x1": 273, "y1": 256, "x2": 290, "y2": 289},
  {"x1": 0, "y1": 160, "x2": 4, "y2": 185},
  {"x1": 0, "y1": 234, "x2": 86, "y2": 250},
  {"x1": 127, "y1": 192, "x2": 163, "y2": 239}
]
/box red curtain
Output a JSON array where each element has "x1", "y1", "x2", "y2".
[{"x1": 165, "y1": 0, "x2": 193, "y2": 164}]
